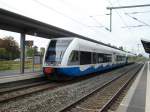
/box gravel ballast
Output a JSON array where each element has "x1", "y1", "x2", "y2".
[{"x1": 0, "y1": 65, "x2": 134, "y2": 112}]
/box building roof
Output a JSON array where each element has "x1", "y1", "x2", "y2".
[
  {"x1": 141, "y1": 39, "x2": 150, "y2": 54},
  {"x1": 0, "y1": 8, "x2": 86, "y2": 38},
  {"x1": 0, "y1": 8, "x2": 125, "y2": 51}
]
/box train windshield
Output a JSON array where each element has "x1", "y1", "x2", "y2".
[{"x1": 45, "y1": 39, "x2": 72, "y2": 65}]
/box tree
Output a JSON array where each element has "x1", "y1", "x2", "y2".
[
  {"x1": 26, "y1": 46, "x2": 39, "y2": 56},
  {"x1": 0, "y1": 48, "x2": 7, "y2": 59},
  {"x1": 26, "y1": 47, "x2": 34, "y2": 57},
  {"x1": 0, "y1": 36, "x2": 20, "y2": 60}
]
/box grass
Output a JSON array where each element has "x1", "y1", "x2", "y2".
[
  {"x1": 0, "y1": 57, "x2": 148, "y2": 72},
  {"x1": 0, "y1": 60, "x2": 41, "y2": 71}
]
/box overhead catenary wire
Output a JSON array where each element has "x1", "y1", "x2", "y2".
[
  {"x1": 1, "y1": 0, "x2": 88, "y2": 28},
  {"x1": 106, "y1": 0, "x2": 137, "y2": 53},
  {"x1": 32, "y1": 0, "x2": 111, "y2": 35},
  {"x1": 125, "y1": 13, "x2": 150, "y2": 27},
  {"x1": 121, "y1": 25, "x2": 148, "y2": 28},
  {"x1": 89, "y1": 16, "x2": 110, "y2": 31},
  {"x1": 32, "y1": 0, "x2": 92, "y2": 28},
  {"x1": 114, "y1": 0, "x2": 150, "y2": 29},
  {"x1": 1, "y1": 0, "x2": 96, "y2": 31},
  {"x1": 107, "y1": 0, "x2": 142, "y2": 40},
  {"x1": 108, "y1": 0, "x2": 150, "y2": 54},
  {"x1": 58, "y1": 0, "x2": 111, "y2": 28},
  {"x1": 35, "y1": 0, "x2": 113, "y2": 33},
  {"x1": 59, "y1": 0, "x2": 111, "y2": 29},
  {"x1": 107, "y1": 0, "x2": 131, "y2": 30},
  {"x1": 124, "y1": 10, "x2": 150, "y2": 28},
  {"x1": 0, "y1": 0, "x2": 24, "y2": 13},
  {"x1": 125, "y1": 10, "x2": 150, "y2": 15}
]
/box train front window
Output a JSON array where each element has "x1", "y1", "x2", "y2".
[{"x1": 45, "y1": 39, "x2": 72, "y2": 65}]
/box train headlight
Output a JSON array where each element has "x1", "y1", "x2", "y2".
[{"x1": 43, "y1": 67, "x2": 54, "y2": 75}]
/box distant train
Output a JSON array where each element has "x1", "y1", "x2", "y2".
[{"x1": 43, "y1": 37, "x2": 135, "y2": 80}]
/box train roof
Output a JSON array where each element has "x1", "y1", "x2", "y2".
[{"x1": 51, "y1": 37, "x2": 127, "y2": 53}]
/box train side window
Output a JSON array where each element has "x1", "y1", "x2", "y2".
[
  {"x1": 68, "y1": 50, "x2": 79, "y2": 65},
  {"x1": 80, "y1": 51, "x2": 92, "y2": 65},
  {"x1": 92, "y1": 53, "x2": 97, "y2": 64},
  {"x1": 97, "y1": 53, "x2": 104, "y2": 63},
  {"x1": 97, "y1": 53, "x2": 112, "y2": 63},
  {"x1": 103, "y1": 54, "x2": 112, "y2": 62},
  {"x1": 116, "y1": 55, "x2": 125, "y2": 61}
]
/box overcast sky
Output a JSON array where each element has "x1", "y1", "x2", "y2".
[{"x1": 0, "y1": 0, "x2": 150, "y2": 57}]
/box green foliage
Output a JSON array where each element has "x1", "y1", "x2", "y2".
[
  {"x1": 26, "y1": 47, "x2": 34, "y2": 57},
  {"x1": 136, "y1": 56, "x2": 148, "y2": 62},
  {"x1": 26, "y1": 46, "x2": 41, "y2": 57},
  {"x1": 0, "y1": 60, "x2": 16, "y2": 71},
  {"x1": 0, "y1": 36, "x2": 20, "y2": 60},
  {"x1": 33, "y1": 46, "x2": 38, "y2": 55},
  {"x1": 0, "y1": 48, "x2": 6, "y2": 59},
  {"x1": 0, "y1": 60, "x2": 41, "y2": 71}
]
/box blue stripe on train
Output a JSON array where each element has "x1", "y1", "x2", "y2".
[{"x1": 56, "y1": 63, "x2": 125, "y2": 77}]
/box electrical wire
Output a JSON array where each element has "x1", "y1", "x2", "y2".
[
  {"x1": 89, "y1": 14, "x2": 111, "y2": 31},
  {"x1": 107, "y1": 0, "x2": 137, "y2": 42},
  {"x1": 125, "y1": 10, "x2": 150, "y2": 15},
  {"x1": 0, "y1": 0, "x2": 24, "y2": 13},
  {"x1": 108, "y1": 0, "x2": 149, "y2": 54},
  {"x1": 33, "y1": 0, "x2": 114, "y2": 33},
  {"x1": 107, "y1": 0, "x2": 130, "y2": 29},
  {"x1": 56, "y1": 0, "x2": 112, "y2": 32},
  {"x1": 106, "y1": 0, "x2": 136, "y2": 53},
  {"x1": 89, "y1": 16, "x2": 107, "y2": 28},
  {"x1": 121, "y1": 25, "x2": 148, "y2": 28},
  {"x1": 32, "y1": 0, "x2": 111, "y2": 35},
  {"x1": 125, "y1": 13, "x2": 150, "y2": 27},
  {"x1": 32, "y1": 0, "x2": 91, "y2": 27},
  {"x1": 1, "y1": 0, "x2": 89, "y2": 28}
]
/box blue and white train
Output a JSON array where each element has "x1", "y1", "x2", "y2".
[{"x1": 43, "y1": 37, "x2": 135, "y2": 79}]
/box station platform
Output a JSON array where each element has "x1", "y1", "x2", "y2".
[
  {"x1": 116, "y1": 61, "x2": 150, "y2": 112},
  {"x1": 0, "y1": 71, "x2": 44, "y2": 84}
]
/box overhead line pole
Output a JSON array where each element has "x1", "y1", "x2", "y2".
[
  {"x1": 106, "y1": 4, "x2": 150, "y2": 32},
  {"x1": 110, "y1": 9, "x2": 112, "y2": 32}
]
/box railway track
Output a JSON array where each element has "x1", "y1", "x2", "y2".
[
  {"x1": 0, "y1": 80, "x2": 64, "y2": 103},
  {"x1": 0, "y1": 79, "x2": 50, "y2": 94},
  {"x1": 59, "y1": 63, "x2": 143, "y2": 112},
  {"x1": 0, "y1": 63, "x2": 141, "y2": 107}
]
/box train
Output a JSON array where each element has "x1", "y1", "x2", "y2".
[{"x1": 43, "y1": 37, "x2": 136, "y2": 80}]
